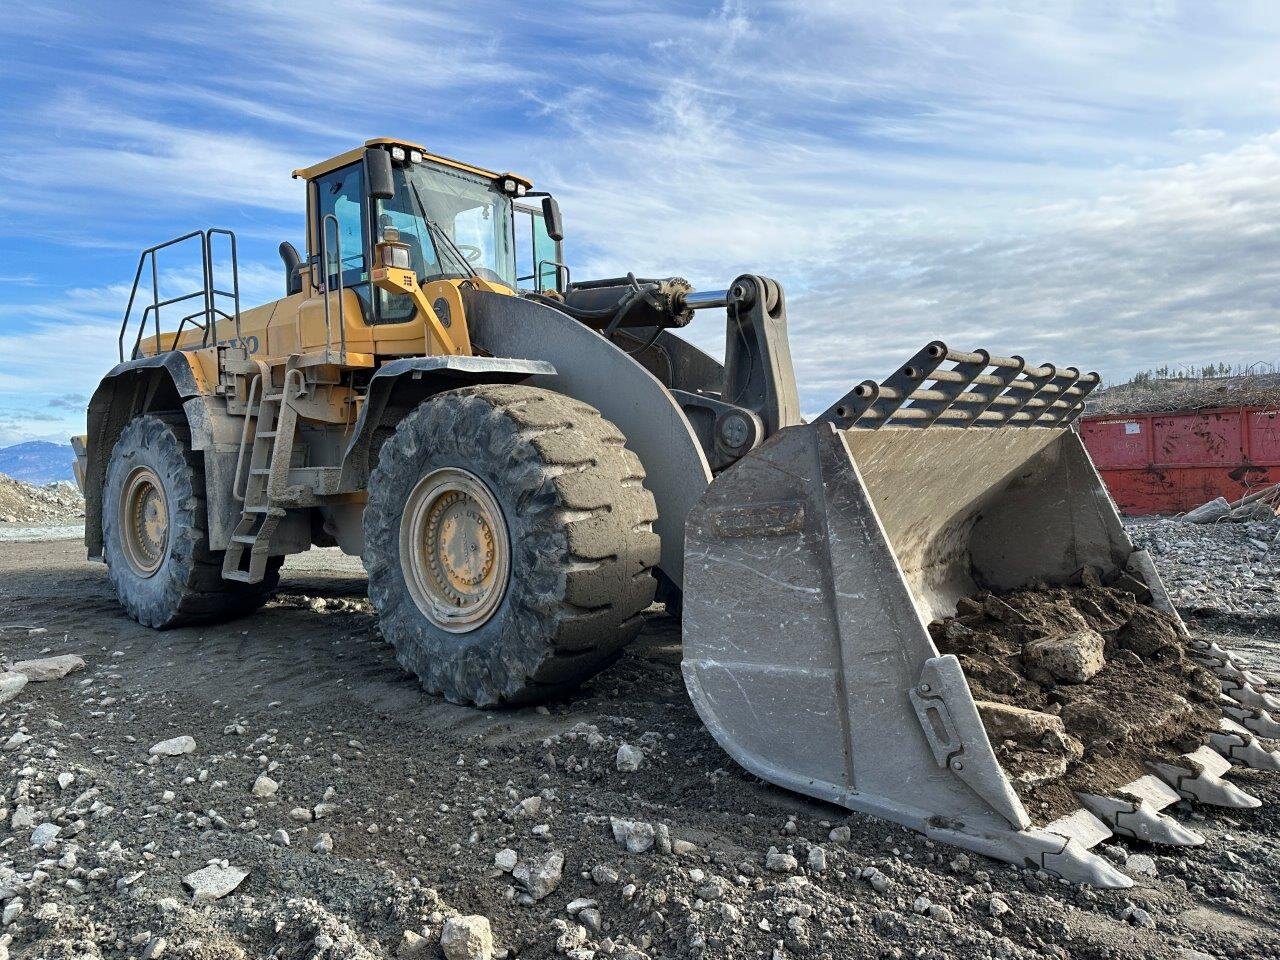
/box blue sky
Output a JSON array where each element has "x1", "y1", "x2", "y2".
[{"x1": 2, "y1": 1, "x2": 1280, "y2": 446}]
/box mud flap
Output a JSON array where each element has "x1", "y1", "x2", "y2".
[{"x1": 681, "y1": 422, "x2": 1132, "y2": 886}]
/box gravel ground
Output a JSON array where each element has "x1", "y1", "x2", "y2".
[{"x1": 0, "y1": 539, "x2": 1277, "y2": 960}]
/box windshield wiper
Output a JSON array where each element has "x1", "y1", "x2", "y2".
[{"x1": 408, "y1": 180, "x2": 477, "y2": 280}]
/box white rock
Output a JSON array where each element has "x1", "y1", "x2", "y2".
[
  {"x1": 10, "y1": 806, "x2": 36, "y2": 830},
  {"x1": 142, "y1": 936, "x2": 168, "y2": 960},
  {"x1": 828, "y1": 825, "x2": 851, "y2": 843},
  {"x1": 57, "y1": 773, "x2": 74, "y2": 790},
  {"x1": 609, "y1": 817, "x2": 655, "y2": 853},
  {"x1": 183, "y1": 863, "x2": 249, "y2": 901},
  {"x1": 615, "y1": 743, "x2": 643, "y2": 772},
  {"x1": 512, "y1": 850, "x2": 564, "y2": 902},
  {"x1": 3, "y1": 900, "x2": 22, "y2": 925},
  {"x1": 0, "y1": 673, "x2": 27, "y2": 705},
  {"x1": 30, "y1": 823, "x2": 61, "y2": 847},
  {"x1": 3, "y1": 732, "x2": 31, "y2": 751},
  {"x1": 251, "y1": 774, "x2": 278, "y2": 798},
  {"x1": 494, "y1": 848, "x2": 518, "y2": 872},
  {"x1": 149, "y1": 736, "x2": 195, "y2": 757},
  {"x1": 441, "y1": 915, "x2": 493, "y2": 960},
  {"x1": 1125, "y1": 853, "x2": 1158, "y2": 877},
  {"x1": 313, "y1": 833, "x2": 334, "y2": 854},
  {"x1": 806, "y1": 847, "x2": 827, "y2": 872},
  {"x1": 765, "y1": 847, "x2": 798, "y2": 872},
  {"x1": 9, "y1": 655, "x2": 85, "y2": 682},
  {"x1": 272, "y1": 829, "x2": 290, "y2": 847}
]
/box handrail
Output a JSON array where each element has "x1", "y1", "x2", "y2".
[
  {"x1": 319, "y1": 213, "x2": 347, "y2": 358},
  {"x1": 118, "y1": 228, "x2": 242, "y2": 361}
]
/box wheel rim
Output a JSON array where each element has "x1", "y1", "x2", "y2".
[
  {"x1": 120, "y1": 466, "x2": 169, "y2": 577},
  {"x1": 400, "y1": 467, "x2": 511, "y2": 633}
]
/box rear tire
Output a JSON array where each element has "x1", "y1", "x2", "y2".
[
  {"x1": 103, "y1": 414, "x2": 281, "y2": 628},
  {"x1": 363, "y1": 384, "x2": 660, "y2": 706}
]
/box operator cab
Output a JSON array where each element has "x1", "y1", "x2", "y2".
[{"x1": 285, "y1": 138, "x2": 565, "y2": 324}]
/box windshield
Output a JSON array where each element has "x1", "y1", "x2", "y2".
[{"x1": 377, "y1": 163, "x2": 515, "y2": 289}]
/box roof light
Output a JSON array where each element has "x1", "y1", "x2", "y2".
[
  {"x1": 390, "y1": 146, "x2": 406, "y2": 162},
  {"x1": 503, "y1": 178, "x2": 516, "y2": 193},
  {"x1": 516, "y1": 184, "x2": 527, "y2": 196},
  {"x1": 409, "y1": 150, "x2": 423, "y2": 164}
]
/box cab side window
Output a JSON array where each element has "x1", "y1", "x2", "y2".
[{"x1": 314, "y1": 164, "x2": 370, "y2": 298}]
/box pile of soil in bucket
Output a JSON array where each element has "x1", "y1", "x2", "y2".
[{"x1": 929, "y1": 570, "x2": 1222, "y2": 823}]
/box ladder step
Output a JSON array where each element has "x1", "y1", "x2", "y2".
[
  {"x1": 244, "y1": 505, "x2": 285, "y2": 516},
  {"x1": 231, "y1": 534, "x2": 258, "y2": 545},
  {"x1": 222, "y1": 569, "x2": 255, "y2": 583},
  {"x1": 256, "y1": 430, "x2": 278, "y2": 438},
  {"x1": 250, "y1": 468, "x2": 271, "y2": 475}
]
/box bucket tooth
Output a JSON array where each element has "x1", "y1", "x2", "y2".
[
  {"x1": 1221, "y1": 698, "x2": 1280, "y2": 739},
  {"x1": 1149, "y1": 746, "x2": 1262, "y2": 809},
  {"x1": 1222, "y1": 679, "x2": 1280, "y2": 713},
  {"x1": 1074, "y1": 775, "x2": 1204, "y2": 846},
  {"x1": 1209, "y1": 718, "x2": 1280, "y2": 772}
]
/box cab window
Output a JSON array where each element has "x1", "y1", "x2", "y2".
[
  {"x1": 313, "y1": 163, "x2": 373, "y2": 321},
  {"x1": 514, "y1": 203, "x2": 564, "y2": 293}
]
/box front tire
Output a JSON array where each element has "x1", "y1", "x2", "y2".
[
  {"x1": 363, "y1": 384, "x2": 660, "y2": 706},
  {"x1": 102, "y1": 414, "x2": 281, "y2": 628}
]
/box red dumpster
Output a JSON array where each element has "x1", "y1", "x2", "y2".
[{"x1": 1079, "y1": 406, "x2": 1280, "y2": 515}]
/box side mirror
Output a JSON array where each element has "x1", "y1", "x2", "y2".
[
  {"x1": 365, "y1": 148, "x2": 395, "y2": 200},
  {"x1": 541, "y1": 196, "x2": 564, "y2": 242}
]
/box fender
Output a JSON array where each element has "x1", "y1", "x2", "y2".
[
  {"x1": 338, "y1": 355, "x2": 557, "y2": 489},
  {"x1": 463, "y1": 287, "x2": 714, "y2": 588},
  {"x1": 83, "y1": 352, "x2": 219, "y2": 558}
]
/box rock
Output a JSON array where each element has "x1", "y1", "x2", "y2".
[
  {"x1": 1024, "y1": 628, "x2": 1105, "y2": 684},
  {"x1": 988, "y1": 895, "x2": 1011, "y2": 917},
  {"x1": 57, "y1": 772, "x2": 74, "y2": 790},
  {"x1": 1125, "y1": 853, "x2": 1158, "y2": 877},
  {"x1": 183, "y1": 864, "x2": 250, "y2": 901},
  {"x1": 566, "y1": 898, "x2": 597, "y2": 915},
  {"x1": 3, "y1": 732, "x2": 30, "y2": 751},
  {"x1": 807, "y1": 847, "x2": 827, "y2": 872},
  {"x1": 441, "y1": 916, "x2": 493, "y2": 960},
  {"x1": 912, "y1": 896, "x2": 932, "y2": 914},
  {"x1": 928, "y1": 904, "x2": 954, "y2": 923},
  {"x1": 11, "y1": 806, "x2": 35, "y2": 830},
  {"x1": 30, "y1": 823, "x2": 61, "y2": 847},
  {"x1": 591, "y1": 864, "x2": 619, "y2": 885},
  {"x1": 828, "y1": 825, "x2": 851, "y2": 843},
  {"x1": 1183, "y1": 497, "x2": 1230, "y2": 524},
  {"x1": 289, "y1": 807, "x2": 314, "y2": 822},
  {"x1": 615, "y1": 744, "x2": 643, "y2": 772},
  {"x1": 313, "y1": 833, "x2": 334, "y2": 854},
  {"x1": 1122, "y1": 905, "x2": 1155, "y2": 928},
  {"x1": 142, "y1": 937, "x2": 168, "y2": 960},
  {"x1": 251, "y1": 774, "x2": 278, "y2": 798},
  {"x1": 610, "y1": 817, "x2": 655, "y2": 853},
  {"x1": 0, "y1": 673, "x2": 27, "y2": 705},
  {"x1": 513, "y1": 850, "x2": 563, "y2": 902},
  {"x1": 3, "y1": 901, "x2": 22, "y2": 926},
  {"x1": 272, "y1": 829, "x2": 290, "y2": 847},
  {"x1": 494, "y1": 848, "x2": 518, "y2": 872},
  {"x1": 1118, "y1": 607, "x2": 1180, "y2": 658},
  {"x1": 9, "y1": 654, "x2": 85, "y2": 681},
  {"x1": 398, "y1": 930, "x2": 430, "y2": 958},
  {"x1": 765, "y1": 847, "x2": 797, "y2": 872},
  {"x1": 149, "y1": 736, "x2": 196, "y2": 757}
]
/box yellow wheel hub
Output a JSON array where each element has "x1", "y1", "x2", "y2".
[
  {"x1": 400, "y1": 467, "x2": 510, "y2": 632},
  {"x1": 120, "y1": 466, "x2": 169, "y2": 577}
]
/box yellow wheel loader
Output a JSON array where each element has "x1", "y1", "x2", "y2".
[{"x1": 78, "y1": 138, "x2": 1279, "y2": 887}]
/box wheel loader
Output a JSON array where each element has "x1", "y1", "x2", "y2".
[{"x1": 77, "y1": 137, "x2": 1279, "y2": 887}]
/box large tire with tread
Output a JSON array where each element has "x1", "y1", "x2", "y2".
[
  {"x1": 103, "y1": 414, "x2": 281, "y2": 628},
  {"x1": 364, "y1": 384, "x2": 660, "y2": 706}
]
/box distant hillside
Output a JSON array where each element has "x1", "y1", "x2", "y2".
[
  {"x1": 0, "y1": 441, "x2": 75, "y2": 483},
  {"x1": 1086, "y1": 373, "x2": 1280, "y2": 417}
]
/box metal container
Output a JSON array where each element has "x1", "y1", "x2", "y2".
[{"x1": 1080, "y1": 406, "x2": 1280, "y2": 515}]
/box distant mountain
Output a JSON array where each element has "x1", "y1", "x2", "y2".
[{"x1": 0, "y1": 441, "x2": 76, "y2": 483}]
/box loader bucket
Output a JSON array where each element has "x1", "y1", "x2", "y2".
[{"x1": 682, "y1": 343, "x2": 1186, "y2": 886}]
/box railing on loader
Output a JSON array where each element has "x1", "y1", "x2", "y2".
[{"x1": 118, "y1": 229, "x2": 242, "y2": 362}]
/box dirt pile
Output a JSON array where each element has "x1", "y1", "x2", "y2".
[
  {"x1": 930, "y1": 576, "x2": 1223, "y2": 822},
  {"x1": 0, "y1": 474, "x2": 83, "y2": 524}
]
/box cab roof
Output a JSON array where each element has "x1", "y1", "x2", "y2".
[{"x1": 291, "y1": 138, "x2": 531, "y2": 190}]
